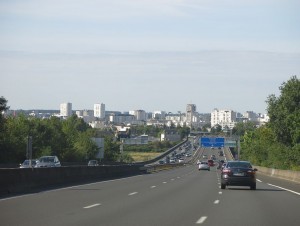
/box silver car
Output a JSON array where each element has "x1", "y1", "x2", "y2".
[
  {"x1": 19, "y1": 159, "x2": 38, "y2": 168},
  {"x1": 198, "y1": 161, "x2": 210, "y2": 171},
  {"x1": 35, "y1": 156, "x2": 61, "y2": 167},
  {"x1": 88, "y1": 160, "x2": 99, "y2": 166}
]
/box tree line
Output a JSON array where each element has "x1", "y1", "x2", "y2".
[
  {"x1": 240, "y1": 76, "x2": 300, "y2": 170},
  {"x1": 0, "y1": 99, "x2": 190, "y2": 164}
]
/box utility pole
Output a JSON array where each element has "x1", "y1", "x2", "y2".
[
  {"x1": 27, "y1": 136, "x2": 32, "y2": 167},
  {"x1": 237, "y1": 136, "x2": 240, "y2": 160}
]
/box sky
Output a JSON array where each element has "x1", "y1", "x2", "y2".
[{"x1": 0, "y1": 0, "x2": 299, "y2": 114}]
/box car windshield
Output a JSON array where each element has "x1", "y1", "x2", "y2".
[{"x1": 39, "y1": 157, "x2": 55, "y2": 163}]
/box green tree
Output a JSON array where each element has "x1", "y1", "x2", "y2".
[
  {"x1": 104, "y1": 136, "x2": 121, "y2": 161},
  {"x1": 266, "y1": 75, "x2": 300, "y2": 146},
  {"x1": 232, "y1": 121, "x2": 257, "y2": 137}
]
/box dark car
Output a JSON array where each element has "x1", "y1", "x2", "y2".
[{"x1": 221, "y1": 161, "x2": 257, "y2": 190}]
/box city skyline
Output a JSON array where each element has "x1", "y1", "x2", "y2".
[{"x1": 1, "y1": 1, "x2": 299, "y2": 114}]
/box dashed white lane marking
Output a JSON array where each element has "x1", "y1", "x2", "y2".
[
  {"x1": 196, "y1": 216, "x2": 208, "y2": 224},
  {"x1": 84, "y1": 203, "x2": 101, "y2": 209},
  {"x1": 214, "y1": 200, "x2": 220, "y2": 204},
  {"x1": 128, "y1": 192, "x2": 138, "y2": 196},
  {"x1": 163, "y1": 182, "x2": 167, "y2": 184},
  {"x1": 219, "y1": 192, "x2": 222, "y2": 194},
  {"x1": 268, "y1": 184, "x2": 300, "y2": 196},
  {"x1": 171, "y1": 179, "x2": 175, "y2": 181},
  {"x1": 151, "y1": 186, "x2": 156, "y2": 189},
  {"x1": 256, "y1": 179, "x2": 262, "y2": 182}
]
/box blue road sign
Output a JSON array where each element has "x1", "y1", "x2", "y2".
[{"x1": 200, "y1": 137, "x2": 225, "y2": 147}]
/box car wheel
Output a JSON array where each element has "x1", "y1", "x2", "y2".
[
  {"x1": 221, "y1": 183, "x2": 226, "y2": 189},
  {"x1": 208, "y1": 168, "x2": 210, "y2": 171},
  {"x1": 250, "y1": 184, "x2": 256, "y2": 190}
]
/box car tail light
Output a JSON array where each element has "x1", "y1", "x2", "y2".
[{"x1": 247, "y1": 170, "x2": 256, "y2": 175}]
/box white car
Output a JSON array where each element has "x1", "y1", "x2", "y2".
[
  {"x1": 88, "y1": 160, "x2": 99, "y2": 166},
  {"x1": 198, "y1": 161, "x2": 210, "y2": 171},
  {"x1": 35, "y1": 156, "x2": 61, "y2": 167}
]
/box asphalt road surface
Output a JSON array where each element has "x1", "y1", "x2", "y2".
[{"x1": 1, "y1": 150, "x2": 300, "y2": 226}]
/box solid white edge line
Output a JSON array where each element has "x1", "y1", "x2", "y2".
[
  {"x1": 196, "y1": 216, "x2": 208, "y2": 224},
  {"x1": 268, "y1": 184, "x2": 300, "y2": 196},
  {"x1": 84, "y1": 203, "x2": 101, "y2": 209}
]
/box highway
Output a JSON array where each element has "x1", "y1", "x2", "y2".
[{"x1": 1, "y1": 148, "x2": 300, "y2": 226}]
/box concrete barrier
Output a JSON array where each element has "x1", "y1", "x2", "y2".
[
  {"x1": 0, "y1": 164, "x2": 144, "y2": 196},
  {"x1": 254, "y1": 166, "x2": 300, "y2": 183}
]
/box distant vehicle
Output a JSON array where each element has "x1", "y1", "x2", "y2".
[
  {"x1": 198, "y1": 161, "x2": 210, "y2": 171},
  {"x1": 202, "y1": 154, "x2": 207, "y2": 159},
  {"x1": 207, "y1": 159, "x2": 214, "y2": 167},
  {"x1": 165, "y1": 156, "x2": 170, "y2": 163},
  {"x1": 178, "y1": 158, "x2": 184, "y2": 163},
  {"x1": 88, "y1": 160, "x2": 99, "y2": 166},
  {"x1": 19, "y1": 159, "x2": 38, "y2": 168},
  {"x1": 221, "y1": 161, "x2": 257, "y2": 190},
  {"x1": 170, "y1": 158, "x2": 176, "y2": 163},
  {"x1": 35, "y1": 156, "x2": 61, "y2": 167}
]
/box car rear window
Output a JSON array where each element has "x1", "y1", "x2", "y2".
[{"x1": 227, "y1": 162, "x2": 252, "y2": 168}]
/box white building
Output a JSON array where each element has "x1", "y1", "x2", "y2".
[
  {"x1": 94, "y1": 103, "x2": 105, "y2": 119},
  {"x1": 257, "y1": 113, "x2": 270, "y2": 126},
  {"x1": 211, "y1": 109, "x2": 236, "y2": 129},
  {"x1": 186, "y1": 104, "x2": 197, "y2": 127},
  {"x1": 129, "y1": 110, "x2": 147, "y2": 121},
  {"x1": 152, "y1": 111, "x2": 166, "y2": 120},
  {"x1": 60, "y1": 103, "x2": 72, "y2": 117}
]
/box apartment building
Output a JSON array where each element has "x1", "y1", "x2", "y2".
[
  {"x1": 211, "y1": 109, "x2": 236, "y2": 129},
  {"x1": 129, "y1": 110, "x2": 147, "y2": 121},
  {"x1": 60, "y1": 103, "x2": 72, "y2": 117},
  {"x1": 94, "y1": 103, "x2": 105, "y2": 119}
]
